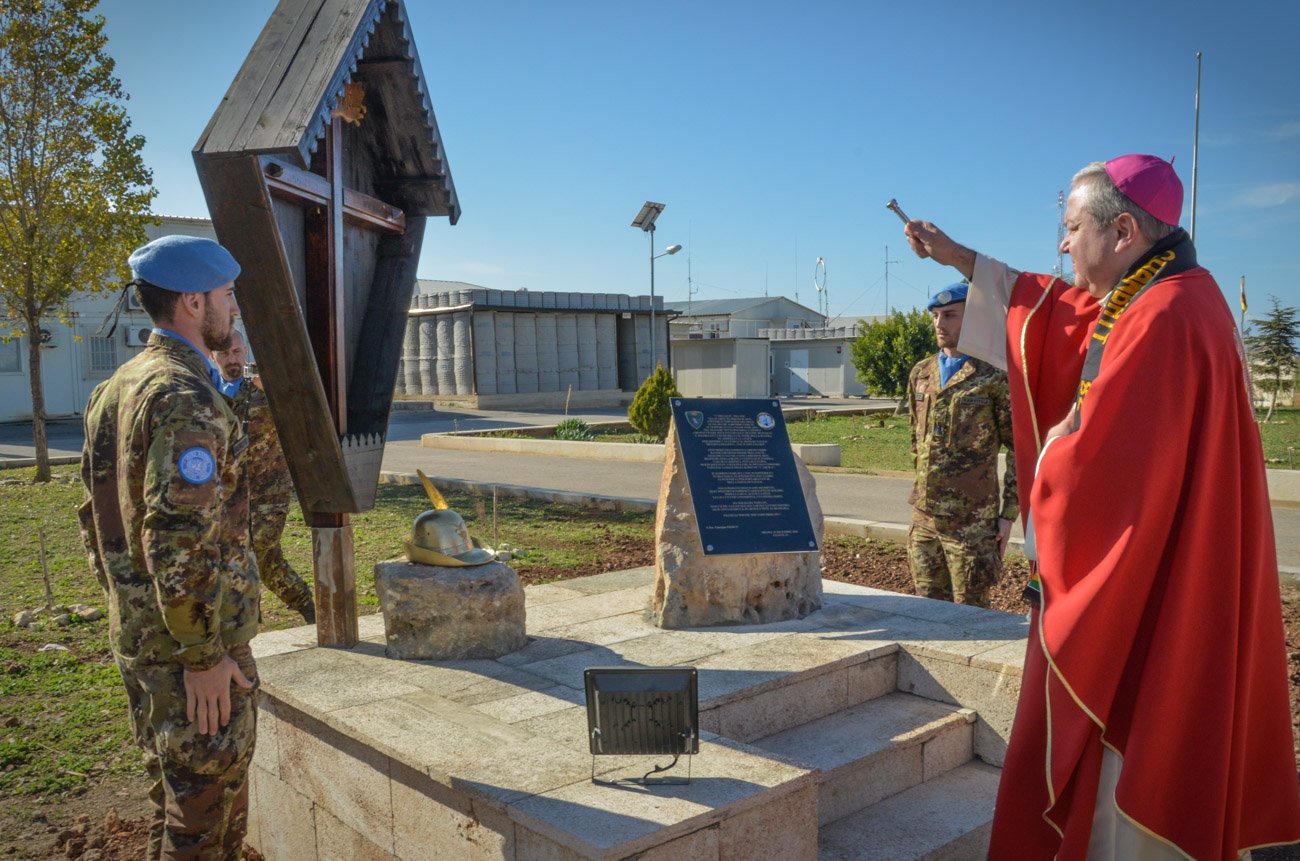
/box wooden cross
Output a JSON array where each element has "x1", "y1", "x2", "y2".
[{"x1": 257, "y1": 110, "x2": 405, "y2": 646}]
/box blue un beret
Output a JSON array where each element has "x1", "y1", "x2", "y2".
[
  {"x1": 926, "y1": 282, "x2": 969, "y2": 310},
  {"x1": 128, "y1": 235, "x2": 241, "y2": 294}
]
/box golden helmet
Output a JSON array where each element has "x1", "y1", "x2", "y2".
[{"x1": 404, "y1": 508, "x2": 496, "y2": 567}]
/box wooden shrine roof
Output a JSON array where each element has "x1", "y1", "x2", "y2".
[{"x1": 194, "y1": 0, "x2": 459, "y2": 223}]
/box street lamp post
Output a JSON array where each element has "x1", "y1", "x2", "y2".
[
  {"x1": 631, "y1": 202, "x2": 681, "y2": 374},
  {"x1": 650, "y1": 232, "x2": 683, "y2": 371}
]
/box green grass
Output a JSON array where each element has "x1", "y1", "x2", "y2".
[
  {"x1": 0, "y1": 468, "x2": 653, "y2": 802},
  {"x1": 1257, "y1": 405, "x2": 1300, "y2": 469},
  {"x1": 783, "y1": 412, "x2": 913, "y2": 473},
  {"x1": 481, "y1": 429, "x2": 533, "y2": 439},
  {"x1": 588, "y1": 428, "x2": 666, "y2": 446},
  {"x1": 0, "y1": 646, "x2": 139, "y2": 799}
]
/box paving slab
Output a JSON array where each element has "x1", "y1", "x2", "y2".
[{"x1": 525, "y1": 586, "x2": 654, "y2": 633}]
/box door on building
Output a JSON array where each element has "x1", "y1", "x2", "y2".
[{"x1": 789, "y1": 349, "x2": 809, "y2": 395}]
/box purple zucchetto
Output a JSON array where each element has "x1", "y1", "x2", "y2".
[{"x1": 1104, "y1": 154, "x2": 1183, "y2": 227}]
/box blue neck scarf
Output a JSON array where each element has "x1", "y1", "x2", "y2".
[
  {"x1": 938, "y1": 353, "x2": 969, "y2": 388},
  {"x1": 152, "y1": 328, "x2": 244, "y2": 398}
]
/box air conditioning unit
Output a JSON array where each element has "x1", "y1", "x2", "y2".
[
  {"x1": 705, "y1": 331, "x2": 720, "y2": 339},
  {"x1": 124, "y1": 325, "x2": 152, "y2": 347},
  {"x1": 125, "y1": 289, "x2": 143, "y2": 311}
]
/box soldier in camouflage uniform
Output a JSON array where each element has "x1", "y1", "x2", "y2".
[
  {"x1": 906, "y1": 282, "x2": 1017, "y2": 608},
  {"x1": 78, "y1": 235, "x2": 258, "y2": 861},
  {"x1": 213, "y1": 330, "x2": 316, "y2": 623}
]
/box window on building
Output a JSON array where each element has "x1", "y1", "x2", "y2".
[
  {"x1": 88, "y1": 337, "x2": 117, "y2": 374},
  {"x1": 0, "y1": 338, "x2": 19, "y2": 374}
]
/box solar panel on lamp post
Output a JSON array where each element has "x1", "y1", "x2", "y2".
[{"x1": 631, "y1": 201, "x2": 681, "y2": 374}]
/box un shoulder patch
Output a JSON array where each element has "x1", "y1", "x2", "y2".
[{"x1": 178, "y1": 447, "x2": 216, "y2": 484}]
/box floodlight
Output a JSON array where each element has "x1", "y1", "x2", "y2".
[
  {"x1": 631, "y1": 201, "x2": 665, "y2": 232},
  {"x1": 585, "y1": 666, "x2": 698, "y2": 786}
]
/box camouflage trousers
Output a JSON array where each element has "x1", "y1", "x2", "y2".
[
  {"x1": 116, "y1": 643, "x2": 258, "y2": 861},
  {"x1": 253, "y1": 501, "x2": 314, "y2": 618},
  {"x1": 908, "y1": 509, "x2": 1002, "y2": 608}
]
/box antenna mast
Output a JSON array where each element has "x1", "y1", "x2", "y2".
[
  {"x1": 1191, "y1": 51, "x2": 1202, "y2": 242},
  {"x1": 884, "y1": 245, "x2": 900, "y2": 315},
  {"x1": 1055, "y1": 190, "x2": 1065, "y2": 277},
  {"x1": 687, "y1": 224, "x2": 697, "y2": 314},
  {"x1": 813, "y1": 257, "x2": 827, "y2": 320}
]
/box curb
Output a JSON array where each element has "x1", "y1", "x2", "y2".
[{"x1": 0, "y1": 455, "x2": 81, "y2": 471}]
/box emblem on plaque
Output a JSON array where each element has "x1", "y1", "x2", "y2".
[{"x1": 685, "y1": 411, "x2": 704, "y2": 430}]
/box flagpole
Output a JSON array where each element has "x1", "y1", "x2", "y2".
[
  {"x1": 1191, "y1": 52, "x2": 1202, "y2": 242},
  {"x1": 1240, "y1": 275, "x2": 1247, "y2": 336},
  {"x1": 1241, "y1": 275, "x2": 1255, "y2": 417}
]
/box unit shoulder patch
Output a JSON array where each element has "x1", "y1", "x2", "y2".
[{"x1": 178, "y1": 446, "x2": 216, "y2": 484}]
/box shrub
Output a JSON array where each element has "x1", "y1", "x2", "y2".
[
  {"x1": 848, "y1": 309, "x2": 934, "y2": 398},
  {"x1": 628, "y1": 364, "x2": 681, "y2": 441},
  {"x1": 554, "y1": 417, "x2": 595, "y2": 441}
]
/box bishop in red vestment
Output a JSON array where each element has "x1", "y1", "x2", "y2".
[{"x1": 904, "y1": 155, "x2": 1300, "y2": 860}]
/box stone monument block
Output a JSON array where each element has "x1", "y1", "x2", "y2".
[
  {"x1": 374, "y1": 559, "x2": 526, "y2": 660},
  {"x1": 650, "y1": 431, "x2": 824, "y2": 628}
]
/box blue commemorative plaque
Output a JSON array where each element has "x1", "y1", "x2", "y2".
[{"x1": 671, "y1": 398, "x2": 819, "y2": 556}]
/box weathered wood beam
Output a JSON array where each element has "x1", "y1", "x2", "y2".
[
  {"x1": 308, "y1": 512, "x2": 358, "y2": 648},
  {"x1": 355, "y1": 57, "x2": 417, "y2": 79},
  {"x1": 327, "y1": 121, "x2": 346, "y2": 434},
  {"x1": 264, "y1": 161, "x2": 406, "y2": 234},
  {"x1": 303, "y1": 122, "x2": 349, "y2": 435},
  {"x1": 192, "y1": 153, "x2": 357, "y2": 515}
]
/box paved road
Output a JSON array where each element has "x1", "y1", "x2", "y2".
[
  {"x1": 7, "y1": 404, "x2": 1300, "y2": 569},
  {"x1": 0, "y1": 420, "x2": 85, "y2": 460}
]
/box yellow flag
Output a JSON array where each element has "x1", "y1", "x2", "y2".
[{"x1": 1240, "y1": 276, "x2": 1248, "y2": 313}]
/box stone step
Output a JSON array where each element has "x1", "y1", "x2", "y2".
[
  {"x1": 817, "y1": 761, "x2": 1001, "y2": 861},
  {"x1": 749, "y1": 691, "x2": 976, "y2": 826}
]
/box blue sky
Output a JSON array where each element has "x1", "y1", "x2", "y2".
[{"x1": 98, "y1": 0, "x2": 1300, "y2": 323}]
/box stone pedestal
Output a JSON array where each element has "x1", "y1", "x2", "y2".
[
  {"x1": 650, "y1": 430, "x2": 824, "y2": 628},
  {"x1": 373, "y1": 559, "x2": 526, "y2": 660}
]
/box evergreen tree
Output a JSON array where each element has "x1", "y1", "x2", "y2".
[
  {"x1": 848, "y1": 308, "x2": 933, "y2": 398},
  {"x1": 628, "y1": 363, "x2": 680, "y2": 441},
  {"x1": 0, "y1": 0, "x2": 156, "y2": 481},
  {"x1": 1245, "y1": 296, "x2": 1300, "y2": 422}
]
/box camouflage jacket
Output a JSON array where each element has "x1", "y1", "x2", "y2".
[
  {"x1": 78, "y1": 335, "x2": 258, "y2": 671},
  {"x1": 906, "y1": 353, "x2": 1018, "y2": 522},
  {"x1": 231, "y1": 383, "x2": 294, "y2": 505}
]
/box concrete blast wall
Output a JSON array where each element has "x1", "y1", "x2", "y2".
[{"x1": 400, "y1": 290, "x2": 663, "y2": 399}]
